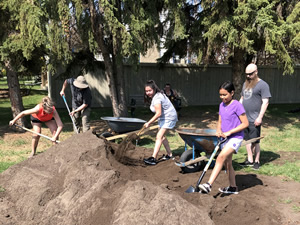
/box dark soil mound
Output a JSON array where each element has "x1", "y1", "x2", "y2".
[{"x1": 0, "y1": 131, "x2": 299, "y2": 225}]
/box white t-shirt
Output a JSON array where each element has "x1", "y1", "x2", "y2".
[{"x1": 150, "y1": 92, "x2": 178, "y2": 122}]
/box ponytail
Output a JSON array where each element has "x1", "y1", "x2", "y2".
[{"x1": 42, "y1": 97, "x2": 54, "y2": 112}]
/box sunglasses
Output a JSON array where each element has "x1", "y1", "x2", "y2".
[{"x1": 245, "y1": 70, "x2": 256, "y2": 76}]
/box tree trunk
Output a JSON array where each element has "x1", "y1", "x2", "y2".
[
  {"x1": 41, "y1": 69, "x2": 47, "y2": 90},
  {"x1": 104, "y1": 56, "x2": 128, "y2": 117},
  {"x1": 232, "y1": 48, "x2": 246, "y2": 100},
  {"x1": 112, "y1": 0, "x2": 128, "y2": 117},
  {"x1": 106, "y1": 61, "x2": 123, "y2": 117},
  {"x1": 88, "y1": 0, "x2": 128, "y2": 117},
  {"x1": 117, "y1": 64, "x2": 128, "y2": 117},
  {"x1": 5, "y1": 60, "x2": 29, "y2": 129}
]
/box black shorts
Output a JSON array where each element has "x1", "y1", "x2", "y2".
[
  {"x1": 244, "y1": 123, "x2": 261, "y2": 143},
  {"x1": 30, "y1": 115, "x2": 54, "y2": 123}
]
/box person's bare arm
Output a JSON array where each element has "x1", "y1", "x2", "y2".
[
  {"x1": 216, "y1": 115, "x2": 222, "y2": 137},
  {"x1": 144, "y1": 104, "x2": 161, "y2": 128},
  {"x1": 9, "y1": 105, "x2": 39, "y2": 126},
  {"x1": 254, "y1": 98, "x2": 269, "y2": 126},
  {"x1": 51, "y1": 109, "x2": 64, "y2": 141},
  {"x1": 69, "y1": 104, "x2": 88, "y2": 116},
  {"x1": 60, "y1": 80, "x2": 68, "y2": 96},
  {"x1": 239, "y1": 96, "x2": 243, "y2": 104}
]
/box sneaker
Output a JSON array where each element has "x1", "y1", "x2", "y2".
[
  {"x1": 198, "y1": 182, "x2": 211, "y2": 193},
  {"x1": 219, "y1": 186, "x2": 239, "y2": 194},
  {"x1": 143, "y1": 157, "x2": 157, "y2": 165},
  {"x1": 162, "y1": 154, "x2": 175, "y2": 161},
  {"x1": 253, "y1": 162, "x2": 260, "y2": 170},
  {"x1": 239, "y1": 160, "x2": 254, "y2": 167}
]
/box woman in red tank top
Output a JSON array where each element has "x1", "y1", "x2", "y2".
[
  {"x1": 31, "y1": 103, "x2": 55, "y2": 122},
  {"x1": 9, "y1": 97, "x2": 63, "y2": 158}
]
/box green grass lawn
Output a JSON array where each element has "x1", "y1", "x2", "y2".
[{"x1": 0, "y1": 77, "x2": 299, "y2": 182}]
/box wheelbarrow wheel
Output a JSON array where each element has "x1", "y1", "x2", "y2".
[
  {"x1": 180, "y1": 149, "x2": 203, "y2": 173},
  {"x1": 100, "y1": 132, "x2": 114, "y2": 138},
  {"x1": 98, "y1": 132, "x2": 116, "y2": 142}
]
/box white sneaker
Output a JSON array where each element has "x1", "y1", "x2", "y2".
[
  {"x1": 162, "y1": 154, "x2": 175, "y2": 160},
  {"x1": 198, "y1": 182, "x2": 211, "y2": 193}
]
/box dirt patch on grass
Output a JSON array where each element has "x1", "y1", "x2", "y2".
[
  {"x1": 0, "y1": 130, "x2": 299, "y2": 225},
  {"x1": 271, "y1": 151, "x2": 300, "y2": 165}
]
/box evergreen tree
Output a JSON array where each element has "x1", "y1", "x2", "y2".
[
  {"x1": 0, "y1": 0, "x2": 47, "y2": 127},
  {"x1": 49, "y1": 0, "x2": 178, "y2": 117},
  {"x1": 1, "y1": 0, "x2": 173, "y2": 118},
  {"x1": 159, "y1": 0, "x2": 300, "y2": 98}
]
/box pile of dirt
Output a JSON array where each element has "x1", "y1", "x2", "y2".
[{"x1": 0, "y1": 131, "x2": 299, "y2": 225}]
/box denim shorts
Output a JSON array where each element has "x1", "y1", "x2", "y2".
[
  {"x1": 159, "y1": 119, "x2": 177, "y2": 129},
  {"x1": 221, "y1": 138, "x2": 243, "y2": 153}
]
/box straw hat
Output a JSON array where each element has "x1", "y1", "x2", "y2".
[{"x1": 73, "y1": 76, "x2": 89, "y2": 89}]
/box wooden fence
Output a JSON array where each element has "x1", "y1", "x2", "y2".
[{"x1": 49, "y1": 64, "x2": 300, "y2": 108}]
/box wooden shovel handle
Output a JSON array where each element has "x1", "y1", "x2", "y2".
[
  {"x1": 241, "y1": 136, "x2": 264, "y2": 146},
  {"x1": 106, "y1": 125, "x2": 159, "y2": 141},
  {"x1": 13, "y1": 124, "x2": 60, "y2": 143},
  {"x1": 136, "y1": 126, "x2": 146, "y2": 136}
]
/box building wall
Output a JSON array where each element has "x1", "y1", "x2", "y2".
[{"x1": 139, "y1": 45, "x2": 161, "y2": 63}]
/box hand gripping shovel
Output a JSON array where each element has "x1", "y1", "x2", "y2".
[
  {"x1": 62, "y1": 95, "x2": 79, "y2": 134},
  {"x1": 14, "y1": 124, "x2": 60, "y2": 143},
  {"x1": 185, "y1": 137, "x2": 227, "y2": 193}
]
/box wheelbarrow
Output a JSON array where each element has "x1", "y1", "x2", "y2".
[
  {"x1": 99, "y1": 117, "x2": 159, "y2": 141},
  {"x1": 175, "y1": 128, "x2": 218, "y2": 173},
  {"x1": 175, "y1": 128, "x2": 264, "y2": 173}
]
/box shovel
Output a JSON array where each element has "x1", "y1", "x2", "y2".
[
  {"x1": 13, "y1": 124, "x2": 60, "y2": 143},
  {"x1": 185, "y1": 137, "x2": 227, "y2": 193},
  {"x1": 62, "y1": 95, "x2": 79, "y2": 134},
  {"x1": 135, "y1": 126, "x2": 146, "y2": 146}
]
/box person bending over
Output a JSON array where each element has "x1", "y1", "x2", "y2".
[{"x1": 9, "y1": 97, "x2": 63, "y2": 157}]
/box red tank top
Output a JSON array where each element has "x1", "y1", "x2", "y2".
[{"x1": 32, "y1": 103, "x2": 55, "y2": 122}]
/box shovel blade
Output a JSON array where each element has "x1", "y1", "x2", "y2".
[
  {"x1": 185, "y1": 185, "x2": 201, "y2": 193},
  {"x1": 185, "y1": 185, "x2": 195, "y2": 193}
]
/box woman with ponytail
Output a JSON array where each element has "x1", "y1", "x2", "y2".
[
  {"x1": 143, "y1": 80, "x2": 178, "y2": 165},
  {"x1": 9, "y1": 97, "x2": 63, "y2": 157}
]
